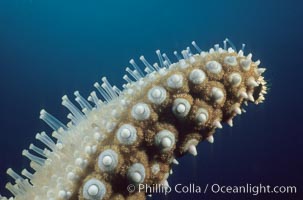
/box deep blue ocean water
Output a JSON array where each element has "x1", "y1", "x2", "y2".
[{"x1": 0, "y1": 0, "x2": 302, "y2": 199}]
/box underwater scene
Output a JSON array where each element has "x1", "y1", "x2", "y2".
[{"x1": 0, "y1": 0, "x2": 302, "y2": 199}]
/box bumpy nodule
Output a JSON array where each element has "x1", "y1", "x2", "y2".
[{"x1": 0, "y1": 42, "x2": 267, "y2": 200}]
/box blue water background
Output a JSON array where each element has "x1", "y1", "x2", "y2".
[{"x1": 0, "y1": 0, "x2": 302, "y2": 199}]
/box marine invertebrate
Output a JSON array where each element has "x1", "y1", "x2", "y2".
[{"x1": 0, "y1": 39, "x2": 267, "y2": 200}]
